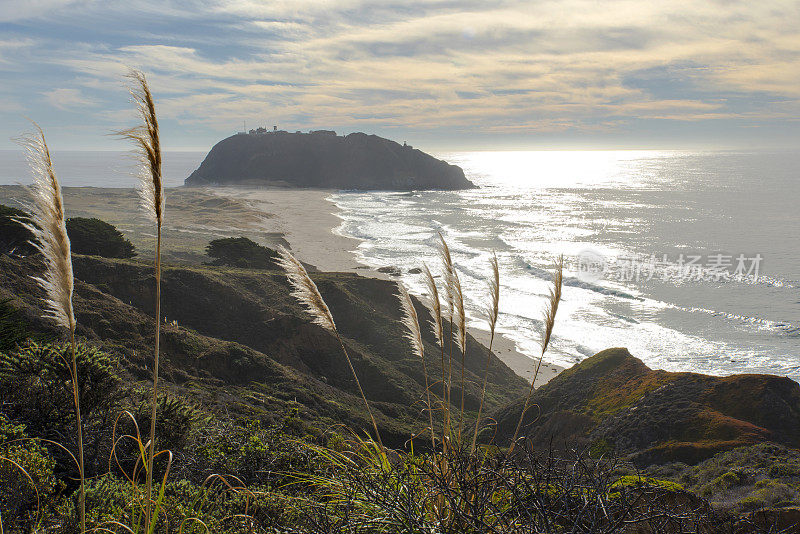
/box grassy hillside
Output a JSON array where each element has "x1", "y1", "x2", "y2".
[
  {"x1": 0, "y1": 253, "x2": 527, "y2": 447},
  {"x1": 494, "y1": 347, "x2": 800, "y2": 465}
]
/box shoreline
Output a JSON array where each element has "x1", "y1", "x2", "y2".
[
  {"x1": 0, "y1": 183, "x2": 564, "y2": 386},
  {"x1": 208, "y1": 187, "x2": 373, "y2": 274},
  {"x1": 207, "y1": 186, "x2": 565, "y2": 386}
]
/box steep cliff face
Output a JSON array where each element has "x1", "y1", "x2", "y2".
[
  {"x1": 185, "y1": 131, "x2": 474, "y2": 190},
  {"x1": 494, "y1": 348, "x2": 800, "y2": 465}
]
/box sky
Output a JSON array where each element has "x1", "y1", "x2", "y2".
[{"x1": 1, "y1": 0, "x2": 799, "y2": 152}]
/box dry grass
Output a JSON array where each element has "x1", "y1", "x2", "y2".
[
  {"x1": 15, "y1": 126, "x2": 75, "y2": 332},
  {"x1": 398, "y1": 282, "x2": 436, "y2": 448},
  {"x1": 14, "y1": 124, "x2": 85, "y2": 533},
  {"x1": 117, "y1": 69, "x2": 164, "y2": 226},
  {"x1": 277, "y1": 246, "x2": 384, "y2": 452},
  {"x1": 116, "y1": 68, "x2": 165, "y2": 533},
  {"x1": 508, "y1": 254, "x2": 564, "y2": 456},
  {"x1": 422, "y1": 263, "x2": 443, "y2": 347},
  {"x1": 276, "y1": 245, "x2": 336, "y2": 333},
  {"x1": 437, "y1": 234, "x2": 457, "y2": 441},
  {"x1": 471, "y1": 252, "x2": 500, "y2": 453}
]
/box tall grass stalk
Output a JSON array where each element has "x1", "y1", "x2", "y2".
[
  {"x1": 116, "y1": 69, "x2": 164, "y2": 531},
  {"x1": 452, "y1": 269, "x2": 467, "y2": 442},
  {"x1": 437, "y1": 234, "x2": 456, "y2": 440},
  {"x1": 16, "y1": 126, "x2": 85, "y2": 533},
  {"x1": 422, "y1": 263, "x2": 448, "y2": 447},
  {"x1": 471, "y1": 253, "x2": 500, "y2": 454},
  {"x1": 398, "y1": 283, "x2": 436, "y2": 449},
  {"x1": 508, "y1": 255, "x2": 563, "y2": 456},
  {"x1": 277, "y1": 246, "x2": 384, "y2": 452}
]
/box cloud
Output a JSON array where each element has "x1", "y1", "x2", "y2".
[
  {"x1": 0, "y1": 0, "x2": 81, "y2": 22},
  {"x1": 1, "y1": 0, "x2": 798, "y2": 148},
  {"x1": 42, "y1": 87, "x2": 96, "y2": 110}
]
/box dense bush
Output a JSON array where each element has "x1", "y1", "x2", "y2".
[
  {"x1": 676, "y1": 443, "x2": 800, "y2": 513},
  {"x1": 66, "y1": 217, "x2": 135, "y2": 258},
  {"x1": 205, "y1": 236, "x2": 279, "y2": 269},
  {"x1": 0, "y1": 204, "x2": 36, "y2": 255},
  {"x1": 291, "y1": 444, "x2": 729, "y2": 534},
  {"x1": 0, "y1": 415, "x2": 60, "y2": 530},
  {"x1": 0, "y1": 341, "x2": 124, "y2": 478}
]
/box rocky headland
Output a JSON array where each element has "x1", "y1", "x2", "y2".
[{"x1": 185, "y1": 130, "x2": 474, "y2": 190}]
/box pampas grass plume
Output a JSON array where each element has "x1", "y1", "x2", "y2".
[
  {"x1": 471, "y1": 252, "x2": 500, "y2": 453},
  {"x1": 398, "y1": 282, "x2": 437, "y2": 446},
  {"x1": 452, "y1": 269, "x2": 466, "y2": 353},
  {"x1": 276, "y1": 246, "x2": 336, "y2": 333},
  {"x1": 422, "y1": 263, "x2": 443, "y2": 347},
  {"x1": 117, "y1": 69, "x2": 163, "y2": 224},
  {"x1": 277, "y1": 245, "x2": 384, "y2": 450},
  {"x1": 437, "y1": 233, "x2": 455, "y2": 319},
  {"x1": 508, "y1": 254, "x2": 564, "y2": 455},
  {"x1": 16, "y1": 126, "x2": 75, "y2": 330},
  {"x1": 16, "y1": 124, "x2": 86, "y2": 533},
  {"x1": 487, "y1": 253, "x2": 500, "y2": 337},
  {"x1": 398, "y1": 283, "x2": 424, "y2": 360}
]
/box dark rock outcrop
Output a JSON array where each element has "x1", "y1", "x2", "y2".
[
  {"x1": 185, "y1": 131, "x2": 474, "y2": 190},
  {"x1": 494, "y1": 348, "x2": 800, "y2": 465}
]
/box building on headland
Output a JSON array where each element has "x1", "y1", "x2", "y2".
[
  {"x1": 237, "y1": 125, "x2": 339, "y2": 136},
  {"x1": 243, "y1": 124, "x2": 291, "y2": 135}
]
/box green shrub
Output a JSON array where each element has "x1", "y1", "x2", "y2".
[
  {"x1": 611, "y1": 475, "x2": 684, "y2": 492},
  {"x1": 205, "y1": 237, "x2": 279, "y2": 269},
  {"x1": 0, "y1": 341, "x2": 123, "y2": 477},
  {"x1": 66, "y1": 217, "x2": 135, "y2": 258},
  {"x1": 190, "y1": 419, "x2": 316, "y2": 486},
  {"x1": 57, "y1": 473, "x2": 293, "y2": 533},
  {"x1": 737, "y1": 479, "x2": 798, "y2": 511},
  {"x1": 0, "y1": 415, "x2": 59, "y2": 530},
  {"x1": 769, "y1": 463, "x2": 800, "y2": 478},
  {"x1": 133, "y1": 392, "x2": 205, "y2": 452}
]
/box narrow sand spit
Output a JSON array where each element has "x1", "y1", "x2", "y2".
[{"x1": 209, "y1": 187, "x2": 564, "y2": 386}]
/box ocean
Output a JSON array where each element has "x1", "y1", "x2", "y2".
[
  {"x1": 1, "y1": 149, "x2": 797, "y2": 379},
  {"x1": 329, "y1": 150, "x2": 800, "y2": 379}
]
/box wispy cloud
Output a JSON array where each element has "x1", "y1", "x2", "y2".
[
  {"x1": 1, "y1": 0, "x2": 798, "y2": 149},
  {"x1": 43, "y1": 87, "x2": 96, "y2": 110}
]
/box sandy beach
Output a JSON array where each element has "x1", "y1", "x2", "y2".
[
  {"x1": 209, "y1": 187, "x2": 369, "y2": 273},
  {"x1": 206, "y1": 187, "x2": 564, "y2": 386},
  {"x1": 0, "y1": 184, "x2": 564, "y2": 385}
]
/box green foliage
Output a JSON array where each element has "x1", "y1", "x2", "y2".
[
  {"x1": 677, "y1": 442, "x2": 800, "y2": 512},
  {"x1": 0, "y1": 204, "x2": 36, "y2": 255},
  {"x1": 611, "y1": 475, "x2": 684, "y2": 492},
  {"x1": 66, "y1": 216, "x2": 136, "y2": 258},
  {"x1": 55, "y1": 473, "x2": 294, "y2": 533},
  {"x1": 133, "y1": 393, "x2": 206, "y2": 453},
  {"x1": 0, "y1": 414, "x2": 59, "y2": 530},
  {"x1": 0, "y1": 340, "x2": 123, "y2": 476},
  {"x1": 190, "y1": 418, "x2": 317, "y2": 486},
  {"x1": 205, "y1": 236, "x2": 279, "y2": 269}
]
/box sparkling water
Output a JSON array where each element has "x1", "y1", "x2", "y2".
[
  {"x1": 330, "y1": 150, "x2": 800, "y2": 379},
  {"x1": 2, "y1": 149, "x2": 797, "y2": 379}
]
